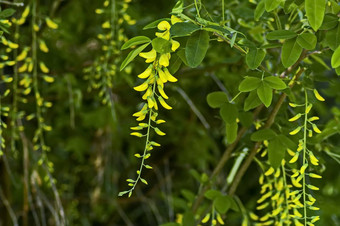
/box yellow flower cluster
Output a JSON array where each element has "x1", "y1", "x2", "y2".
[
  {"x1": 120, "y1": 16, "x2": 182, "y2": 197},
  {"x1": 253, "y1": 161, "x2": 293, "y2": 226},
  {"x1": 132, "y1": 18, "x2": 181, "y2": 117},
  {"x1": 285, "y1": 90, "x2": 323, "y2": 225}
]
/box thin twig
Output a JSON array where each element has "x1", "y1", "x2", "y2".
[
  {"x1": 0, "y1": 187, "x2": 18, "y2": 226},
  {"x1": 0, "y1": 1, "x2": 24, "y2": 6},
  {"x1": 176, "y1": 87, "x2": 210, "y2": 130}
]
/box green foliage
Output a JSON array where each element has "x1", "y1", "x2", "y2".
[
  {"x1": 1, "y1": 0, "x2": 340, "y2": 225},
  {"x1": 185, "y1": 30, "x2": 210, "y2": 68}
]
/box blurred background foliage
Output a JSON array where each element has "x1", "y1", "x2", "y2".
[{"x1": 0, "y1": 0, "x2": 339, "y2": 225}]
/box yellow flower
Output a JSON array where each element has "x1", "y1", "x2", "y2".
[
  {"x1": 291, "y1": 177, "x2": 302, "y2": 188},
  {"x1": 157, "y1": 68, "x2": 168, "y2": 83},
  {"x1": 147, "y1": 97, "x2": 155, "y2": 109},
  {"x1": 201, "y1": 213, "x2": 210, "y2": 223},
  {"x1": 312, "y1": 124, "x2": 321, "y2": 134},
  {"x1": 300, "y1": 163, "x2": 308, "y2": 174},
  {"x1": 138, "y1": 66, "x2": 153, "y2": 79},
  {"x1": 171, "y1": 15, "x2": 183, "y2": 25},
  {"x1": 171, "y1": 40, "x2": 180, "y2": 51},
  {"x1": 264, "y1": 167, "x2": 274, "y2": 176},
  {"x1": 164, "y1": 68, "x2": 178, "y2": 82},
  {"x1": 158, "y1": 96, "x2": 172, "y2": 110},
  {"x1": 46, "y1": 17, "x2": 58, "y2": 29},
  {"x1": 157, "y1": 85, "x2": 168, "y2": 99},
  {"x1": 154, "y1": 127, "x2": 166, "y2": 136},
  {"x1": 39, "y1": 62, "x2": 50, "y2": 73},
  {"x1": 16, "y1": 49, "x2": 28, "y2": 61},
  {"x1": 139, "y1": 49, "x2": 157, "y2": 63},
  {"x1": 289, "y1": 113, "x2": 301, "y2": 122},
  {"x1": 156, "y1": 21, "x2": 171, "y2": 40},
  {"x1": 309, "y1": 173, "x2": 322, "y2": 179},
  {"x1": 22, "y1": 6, "x2": 30, "y2": 18},
  {"x1": 134, "y1": 81, "x2": 149, "y2": 92},
  {"x1": 289, "y1": 152, "x2": 299, "y2": 163},
  {"x1": 159, "y1": 53, "x2": 170, "y2": 67},
  {"x1": 313, "y1": 89, "x2": 325, "y2": 101},
  {"x1": 289, "y1": 126, "x2": 302, "y2": 135},
  {"x1": 309, "y1": 152, "x2": 319, "y2": 165},
  {"x1": 39, "y1": 40, "x2": 49, "y2": 53},
  {"x1": 158, "y1": 21, "x2": 171, "y2": 31},
  {"x1": 142, "y1": 87, "x2": 152, "y2": 100}
]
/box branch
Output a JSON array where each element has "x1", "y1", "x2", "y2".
[
  {"x1": 228, "y1": 67, "x2": 305, "y2": 195},
  {"x1": 191, "y1": 105, "x2": 263, "y2": 213}
]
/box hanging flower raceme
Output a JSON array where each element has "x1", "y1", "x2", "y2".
[
  {"x1": 286, "y1": 89, "x2": 323, "y2": 225},
  {"x1": 119, "y1": 16, "x2": 182, "y2": 197}
]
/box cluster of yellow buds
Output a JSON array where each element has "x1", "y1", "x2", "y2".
[
  {"x1": 119, "y1": 16, "x2": 182, "y2": 197},
  {"x1": 132, "y1": 18, "x2": 180, "y2": 113},
  {"x1": 85, "y1": 0, "x2": 135, "y2": 113},
  {"x1": 252, "y1": 160, "x2": 293, "y2": 226},
  {"x1": 285, "y1": 89, "x2": 324, "y2": 225}
]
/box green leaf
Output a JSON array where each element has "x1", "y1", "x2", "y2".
[
  {"x1": 257, "y1": 82, "x2": 273, "y2": 107},
  {"x1": 239, "y1": 77, "x2": 262, "y2": 92},
  {"x1": 177, "y1": 49, "x2": 188, "y2": 66},
  {"x1": 244, "y1": 90, "x2": 262, "y2": 111},
  {"x1": 281, "y1": 38, "x2": 303, "y2": 68},
  {"x1": 118, "y1": 190, "x2": 129, "y2": 196},
  {"x1": 226, "y1": 122, "x2": 238, "y2": 143},
  {"x1": 143, "y1": 18, "x2": 170, "y2": 30},
  {"x1": 120, "y1": 43, "x2": 150, "y2": 71},
  {"x1": 220, "y1": 103, "x2": 238, "y2": 124},
  {"x1": 331, "y1": 46, "x2": 340, "y2": 69},
  {"x1": 152, "y1": 37, "x2": 171, "y2": 54},
  {"x1": 305, "y1": 0, "x2": 326, "y2": 31},
  {"x1": 207, "y1": 91, "x2": 228, "y2": 108},
  {"x1": 238, "y1": 112, "x2": 253, "y2": 127},
  {"x1": 169, "y1": 53, "x2": 182, "y2": 74},
  {"x1": 319, "y1": 13, "x2": 338, "y2": 30},
  {"x1": 251, "y1": 128, "x2": 277, "y2": 141},
  {"x1": 265, "y1": 0, "x2": 282, "y2": 12},
  {"x1": 214, "y1": 195, "x2": 231, "y2": 214},
  {"x1": 170, "y1": 22, "x2": 200, "y2": 37},
  {"x1": 0, "y1": 9, "x2": 16, "y2": 18},
  {"x1": 277, "y1": 135, "x2": 297, "y2": 151},
  {"x1": 325, "y1": 23, "x2": 340, "y2": 51},
  {"x1": 121, "y1": 36, "x2": 151, "y2": 50},
  {"x1": 336, "y1": 67, "x2": 340, "y2": 76},
  {"x1": 296, "y1": 33, "x2": 317, "y2": 50},
  {"x1": 172, "y1": 0, "x2": 183, "y2": 14},
  {"x1": 204, "y1": 189, "x2": 222, "y2": 200},
  {"x1": 185, "y1": 30, "x2": 210, "y2": 68},
  {"x1": 182, "y1": 212, "x2": 195, "y2": 226},
  {"x1": 230, "y1": 33, "x2": 237, "y2": 47},
  {"x1": 263, "y1": 76, "x2": 286, "y2": 90},
  {"x1": 255, "y1": 0, "x2": 266, "y2": 21},
  {"x1": 246, "y1": 48, "x2": 266, "y2": 69},
  {"x1": 268, "y1": 137, "x2": 285, "y2": 168},
  {"x1": 266, "y1": 30, "x2": 297, "y2": 40}
]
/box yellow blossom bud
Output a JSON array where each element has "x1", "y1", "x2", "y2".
[
  {"x1": 164, "y1": 68, "x2": 178, "y2": 82},
  {"x1": 46, "y1": 17, "x2": 58, "y2": 29},
  {"x1": 139, "y1": 49, "x2": 157, "y2": 63},
  {"x1": 134, "y1": 81, "x2": 149, "y2": 92},
  {"x1": 138, "y1": 66, "x2": 153, "y2": 79},
  {"x1": 159, "y1": 53, "x2": 170, "y2": 67},
  {"x1": 313, "y1": 89, "x2": 325, "y2": 101},
  {"x1": 158, "y1": 96, "x2": 172, "y2": 110},
  {"x1": 171, "y1": 15, "x2": 183, "y2": 25}
]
